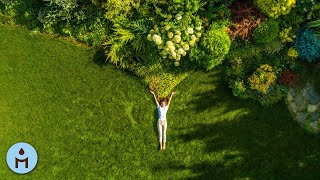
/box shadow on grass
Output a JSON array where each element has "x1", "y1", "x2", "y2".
[
  {"x1": 92, "y1": 48, "x2": 108, "y2": 67},
  {"x1": 155, "y1": 108, "x2": 320, "y2": 178},
  {"x1": 152, "y1": 69, "x2": 320, "y2": 178}
]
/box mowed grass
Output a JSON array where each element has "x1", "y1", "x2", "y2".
[{"x1": 1, "y1": 25, "x2": 320, "y2": 179}]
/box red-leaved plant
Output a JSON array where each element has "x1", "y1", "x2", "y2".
[
  {"x1": 227, "y1": 0, "x2": 264, "y2": 41},
  {"x1": 279, "y1": 70, "x2": 299, "y2": 87}
]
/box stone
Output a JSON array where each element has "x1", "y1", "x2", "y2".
[
  {"x1": 308, "y1": 104, "x2": 317, "y2": 113},
  {"x1": 295, "y1": 95, "x2": 307, "y2": 111},
  {"x1": 287, "y1": 93, "x2": 294, "y2": 102},
  {"x1": 289, "y1": 102, "x2": 298, "y2": 113},
  {"x1": 310, "y1": 121, "x2": 318, "y2": 131},
  {"x1": 289, "y1": 88, "x2": 297, "y2": 97},
  {"x1": 306, "y1": 87, "x2": 320, "y2": 105},
  {"x1": 296, "y1": 112, "x2": 308, "y2": 123},
  {"x1": 311, "y1": 112, "x2": 320, "y2": 122}
]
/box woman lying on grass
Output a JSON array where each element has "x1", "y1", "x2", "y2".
[{"x1": 150, "y1": 91, "x2": 176, "y2": 150}]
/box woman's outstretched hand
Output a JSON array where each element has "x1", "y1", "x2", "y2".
[
  {"x1": 150, "y1": 90, "x2": 155, "y2": 95},
  {"x1": 171, "y1": 91, "x2": 176, "y2": 95}
]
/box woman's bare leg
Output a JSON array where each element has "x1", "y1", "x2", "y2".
[
  {"x1": 162, "y1": 121, "x2": 167, "y2": 150},
  {"x1": 157, "y1": 121, "x2": 163, "y2": 150}
]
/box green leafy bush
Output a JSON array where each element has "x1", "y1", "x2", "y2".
[
  {"x1": 253, "y1": 19, "x2": 280, "y2": 44},
  {"x1": 254, "y1": 0, "x2": 296, "y2": 18},
  {"x1": 294, "y1": 28, "x2": 320, "y2": 62},
  {"x1": 0, "y1": 0, "x2": 41, "y2": 26},
  {"x1": 190, "y1": 22, "x2": 231, "y2": 70},
  {"x1": 225, "y1": 42, "x2": 289, "y2": 106}
]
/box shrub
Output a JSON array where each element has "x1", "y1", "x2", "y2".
[
  {"x1": 230, "y1": 80, "x2": 246, "y2": 97},
  {"x1": 147, "y1": 11, "x2": 203, "y2": 67},
  {"x1": 228, "y1": 0, "x2": 264, "y2": 41},
  {"x1": 262, "y1": 39, "x2": 284, "y2": 55},
  {"x1": 307, "y1": 19, "x2": 320, "y2": 37},
  {"x1": 279, "y1": 27, "x2": 296, "y2": 43},
  {"x1": 254, "y1": 0, "x2": 296, "y2": 18},
  {"x1": 190, "y1": 22, "x2": 231, "y2": 70},
  {"x1": 294, "y1": 28, "x2": 320, "y2": 62},
  {"x1": 0, "y1": 0, "x2": 41, "y2": 26},
  {"x1": 258, "y1": 85, "x2": 286, "y2": 106},
  {"x1": 279, "y1": 70, "x2": 298, "y2": 87},
  {"x1": 248, "y1": 64, "x2": 277, "y2": 94},
  {"x1": 287, "y1": 47, "x2": 299, "y2": 58},
  {"x1": 253, "y1": 19, "x2": 279, "y2": 44}
]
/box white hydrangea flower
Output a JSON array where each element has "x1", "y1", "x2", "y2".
[
  {"x1": 183, "y1": 44, "x2": 190, "y2": 51},
  {"x1": 147, "y1": 34, "x2": 152, "y2": 41},
  {"x1": 152, "y1": 34, "x2": 162, "y2": 45},
  {"x1": 169, "y1": 45, "x2": 176, "y2": 51},
  {"x1": 196, "y1": 32, "x2": 202, "y2": 38},
  {"x1": 175, "y1": 14, "x2": 182, "y2": 20},
  {"x1": 177, "y1": 48, "x2": 184, "y2": 55},
  {"x1": 166, "y1": 41, "x2": 174, "y2": 47},
  {"x1": 189, "y1": 40, "x2": 195, "y2": 46},
  {"x1": 173, "y1": 35, "x2": 181, "y2": 43},
  {"x1": 182, "y1": 51, "x2": 187, "y2": 56},
  {"x1": 171, "y1": 51, "x2": 177, "y2": 58},
  {"x1": 176, "y1": 54, "x2": 181, "y2": 61},
  {"x1": 191, "y1": 35, "x2": 196, "y2": 40},
  {"x1": 187, "y1": 27, "x2": 194, "y2": 34},
  {"x1": 195, "y1": 26, "x2": 202, "y2": 31}
]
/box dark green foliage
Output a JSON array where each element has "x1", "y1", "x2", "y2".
[
  {"x1": 200, "y1": 0, "x2": 234, "y2": 22},
  {"x1": 294, "y1": 28, "x2": 320, "y2": 62},
  {"x1": 0, "y1": 0, "x2": 43, "y2": 27},
  {"x1": 253, "y1": 19, "x2": 280, "y2": 44},
  {"x1": 307, "y1": 19, "x2": 320, "y2": 37}
]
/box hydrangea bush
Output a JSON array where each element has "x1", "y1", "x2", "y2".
[{"x1": 147, "y1": 12, "x2": 203, "y2": 67}]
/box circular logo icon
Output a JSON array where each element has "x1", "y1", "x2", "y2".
[{"x1": 6, "y1": 142, "x2": 38, "y2": 174}]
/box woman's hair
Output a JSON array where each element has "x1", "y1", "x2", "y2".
[{"x1": 159, "y1": 98, "x2": 167, "y2": 104}]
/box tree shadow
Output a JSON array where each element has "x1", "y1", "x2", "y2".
[
  {"x1": 154, "y1": 101, "x2": 320, "y2": 178},
  {"x1": 92, "y1": 48, "x2": 108, "y2": 67},
  {"x1": 152, "y1": 68, "x2": 320, "y2": 178}
]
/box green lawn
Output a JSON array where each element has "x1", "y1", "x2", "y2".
[{"x1": 1, "y1": 25, "x2": 320, "y2": 179}]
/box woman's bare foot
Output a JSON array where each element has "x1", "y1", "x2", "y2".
[
  {"x1": 160, "y1": 143, "x2": 163, "y2": 150},
  {"x1": 163, "y1": 143, "x2": 166, "y2": 150}
]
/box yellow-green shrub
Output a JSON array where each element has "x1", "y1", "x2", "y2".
[
  {"x1": 287, "y1": 47, "x2": 299, "y2": 58},
  {"x1": 279, "y1": 27, "x2": 296, "y2": 43},
  {"x1": 254, "y1": 0, "x2": 296, "y2": 18},
  {"x1": 248, "y1": 64, "x2": 277, "y2": 94}
]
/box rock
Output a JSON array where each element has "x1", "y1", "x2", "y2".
[
  {"x1": 307, "y1": 87, "x2": 320, "y2": 104},
  {"x1": 296, "y1": 112, "x2": 308, "y2": 123},
  {"x1": 289, "y1": 102, "x2": 298, "y2": 113},
  {"x1": 308, "y1": 104, "x2": 317, "y2": 113},
  {"x1": 295, "y1": 95, "x2": 307, "y2": 111},
  {"x1": 310, "y1": 121, "x2": 318, "y2": 131},
  {"x1": 289, "y1": 88, "x2": 297, "y2": 97},
  {"x1": 311, "y1": 112, "x2": 320, "y2": 122},
  {"x1": 287, "y1": 93, "x2": 294, "y2": 102}
]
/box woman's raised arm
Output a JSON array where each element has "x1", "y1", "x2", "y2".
[{"x1": 150, "y1": 91, "x2": 159, "y2": 107}]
